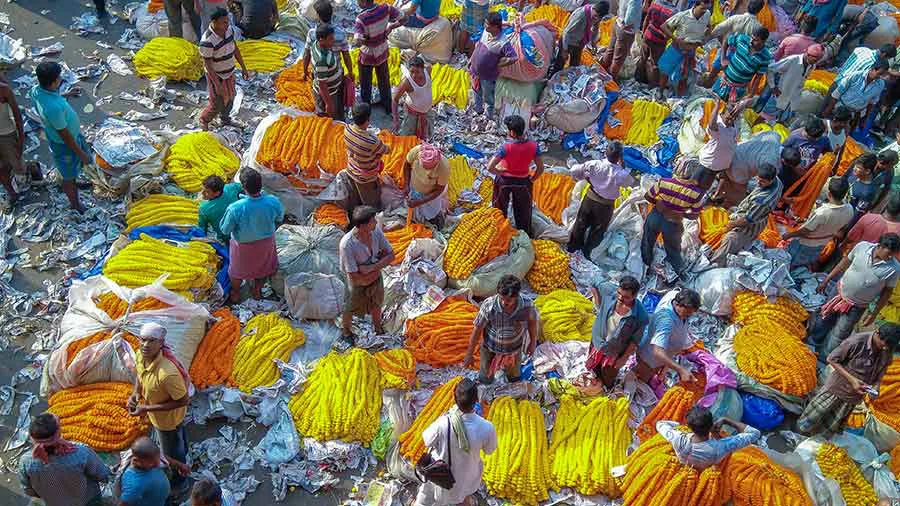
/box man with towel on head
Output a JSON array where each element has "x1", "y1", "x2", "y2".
[{"x1": 403, "y1": 143, "x2": 450, "y2": 228}]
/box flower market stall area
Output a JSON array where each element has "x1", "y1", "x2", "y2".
[{"x1": 1, "y1": 0, "x2": 900, "y2": 505}]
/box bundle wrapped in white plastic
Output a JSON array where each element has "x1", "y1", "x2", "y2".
[
  {"x1": 273, "y1": 224, "x2": 344, "y2": 297},
  {"x1": 388, "y1": 16, "x2": 453, "y2": 64}
]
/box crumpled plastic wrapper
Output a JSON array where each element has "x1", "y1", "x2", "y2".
[
  {"x1": 254, "y1": 401, "x2": 300, "y2": 468},
  {"x1": 0, "y1": 33, "x2": 25, "y2": 66},
  {"x1": 786, "y1": 268, "x2": 827, "y2": 310},
  {"x1": 4, "y1": 392, "x2": 36, "y2": 451},
  {"x1": 92, "y1": 118, "x2": 159, "y2": 168},
  {"x1": 533, "y1": 341, "x2": 591, "y2": 380},
  {"x1": 727, "y1": 246, "x2": 795, "y2": 296},
  {"x1": 303, "y1": 438, "x2": 373, "y2": 473},
  {"x1": 271, "y1": 460, "x2": 339, "y2": 499}
]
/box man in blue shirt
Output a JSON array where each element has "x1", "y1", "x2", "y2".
[
  {"x1": 220, "y1": 168, "x2": 284, "y2": 303},
  {"x1": 403, "y1": 0, "x2": 440, "y2": 27},
  {"x1": 119, "y1": 437, "x2": 170, "y2": 506},
  {"x1": 823, "y1": 60, "x2": 888, "y2": 130},
  {"x1": 198, "y1": 175, "x2": 242, "y2": 243},
  {"x1": 30, "y1": 62, "x2": 91, "y2": 212},
  {"x1": 635, "y1": 289, "x2": 700, "y2": 389}
]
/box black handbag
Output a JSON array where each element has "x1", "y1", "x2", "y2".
[{"x1": 415, "y1": 416, "x2": 456, "y2": 490}]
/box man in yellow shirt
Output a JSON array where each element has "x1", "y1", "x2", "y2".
[
  {"x1": 128, "y1": 323, "x2": 191, "y2": 493},
  {"x1": 402, "y1": 143, "x2": 449, "y2": 227}
]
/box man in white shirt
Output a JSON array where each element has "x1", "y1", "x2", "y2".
[
  {"x1": 783, "y1": 177, "x2": 854, "y2": 269},
  {"x1": 760, "y1": 44, "x2": 823, "y2": 123},
  {"x1": 415, "y1": 379, "x2": 498, "y2": 506},
  {"x1": 696, "y1": 97, "x2": 753, "y2": 192},
  {"x1": 656, "y1": 406, "x2": 760, "y2": 469}
]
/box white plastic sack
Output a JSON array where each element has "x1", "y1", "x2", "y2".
[
  {"x1": 545, "y1": 99, "x2": 602, "y2": 133},
  {"x1": 273, "y1": 224, "x2": 344, "y2": 297},
  {"x1": 864, "y1": 411, "x2": 900, "y2": 453},
  {"x1": 388, "y1": 17, "x2": 453, "y2": 64},
  {"x1": 532, "y1": 208, "x2": 570, "y2": 243},
  {"x1": 764, "y1": 444, "x2": 846, "y2": 506},
  {"x1": 678, "y1": 97, "x2": 711, "y2": 156},
  {"x1": 134, "y1": 3, "x2": 169, "y2": 39},
  {"x1": 540, "y1": 66, "x2": 607, "y2": 133},
  {"x1": 864, "y1": 15, "x2": 900, "y2": 48},
  {"x1": 792, "y1": 88, "x2": 827, "y2": 115},
  {"x1": 43, "y1": 276, "x2": 210, "y2": 395},
  {"x1": 832, "y1": 431, "x2": 900, "y2": 500},
  {"x1": 449, "y1": 230, "x2": 536, "y2": 297},
  {"x1": 284, "y1": 272, "x2": 345, "y2": 320},
  {"x1": 689, "y1": 268, "x2": 742, "y2": 316}
]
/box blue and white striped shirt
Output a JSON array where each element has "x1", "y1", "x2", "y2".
[
  {"x1": 723, "y1": 33, "x2": 772, "y2": 85},
  {"x1": 832, "y1": 70, "x2": 885, "y2": 112}
]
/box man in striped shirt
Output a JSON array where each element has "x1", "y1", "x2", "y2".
[
  {"x1": 641, "y1": 166, "x2": 705, "y2": 277},
  {"x1": 343, "y1": 102, "x2": 391, "y2": 215},
  {"x1": 311, "y1": 24, "x2": 346, "y2": 121},
  {"x1": 355, "y1": 0, "x2": 404, "y2": 113},
  {"x1": 198, "y1": 8, "x2": 248, "y2": 131},
  {"x1": 712, "y1": 26, "x2": 771, "y2": 102}
]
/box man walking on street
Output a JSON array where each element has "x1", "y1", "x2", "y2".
[
  {"x1": 198, "y1": 8, "x2": 249, "y2": 131},
  {"x1": 0, "y1": 74, "x2": 26, "y2": 207},
  {"x1": 641, "y1": 164, "x2": 704, "y2": 277}
]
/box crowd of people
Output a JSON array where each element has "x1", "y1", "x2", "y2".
[{"x1": 6, "y1": 0, "x2": 900, "y2": 503}]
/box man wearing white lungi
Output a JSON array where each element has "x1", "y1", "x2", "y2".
[{"x1": 403, "y1": 143, "x2": 449, "y2": 227}]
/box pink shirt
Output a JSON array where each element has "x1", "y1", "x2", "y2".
[
  {"x1": 570, "y1": 159, "x2": 634, "y2": 200},
  {"x1": 773, "y1": 34, "x2": 816, "y2": 61},
  {"x1": 847, "y1": 213, "x2": 900, "y2": 246}
]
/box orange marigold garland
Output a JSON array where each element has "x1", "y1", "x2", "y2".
[
  {"x1": 377, "y1": 132, "x2": 419, "y2": 189},
  {"x1": 313, "y1": 203, "x2": 349, "y2": 228},
  {"x1": 636, "y1": 380, "x2": 706, "y2": 442},
  {"x1": 373, "y1": 348, "x2": 416, "y2": 389},
  {"x1": 190, "y1": 308, "x2": 241, "y2": 389},
  {"x1": 405, "y1": 298, "x2": 480, "y2": 368},
  {"x1": 274, "y1": 63, "x2": 315, "y2": 111},
  {"x1": 699, "y1": 207, "x2": 729, "y2": 249},
  {"x1": 443, "y1": 207, "x2": 516, "y2": 279},
  {"x1": 398, "y1": 377, "x2": 464, "y2": 461},
  {"x1": 532, "y1": 172, "x2": 575, "y2": 224},
  {"x1": 725, "y1": 447, "x2": 813, "y2": 506},
  {"x1": 867, "y1": 357, "x2": 900, "y2": 431},
  {"x1": 384, "y1": 224, "x2": 433, "y2": 265},
  {"x1": 256, "y1": 115, "x2": 346, "y2": 179},
  {"x1": 48, "y1": 382, "x2": 150, "y2": 452}
]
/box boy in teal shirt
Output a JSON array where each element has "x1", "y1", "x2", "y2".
[{"x1": 198, "y1": 175, "x2": 241, "y2": 243}]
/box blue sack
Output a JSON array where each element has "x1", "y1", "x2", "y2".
[
  {"x1": 740, "y1": 391, "x2": 785, "y2": 431},
  {"x1": 658, "y1": 45, "x2": 685, "y2": 84}
]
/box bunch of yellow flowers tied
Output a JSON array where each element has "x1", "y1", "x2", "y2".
[
  {"x1": 816, "y1": 443, "x2": 877, "y2": 506},
  {"x1": 527, "y1": 241, "x2": 576, "y2": 294},
  {"x1": 534, "y1": 289, "x2": 594, "y2": 342},
  {"x1": 232, "y1": 313, "x2": 306, "y2": 393},
  {"x1": 134, "y1": 37, "x2": 203, "y2": 81},
  {"x1": 125, "y1": 194, "x2": 199, "y2": 232},
  {"x1": 165, "y1": 132, "x2": 240, "y2": 193},
  {"x1": 443, "y1": 207, "x2": 516, "y2": 279},
  {"x1": 373, "y1": 348, "x2": 416, "y2": 390},
  {"x1": 102, "y1": 234, "x2": 218, "y2": 297},
  {"x1": 725, "y1": 447, "x2": 812, "y2": 506}
]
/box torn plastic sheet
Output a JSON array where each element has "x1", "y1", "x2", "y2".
[
  {"x1": 303, "y1": 438, "x2": 372, "y2": 473},
  {"x1": 106, "y1": 53, "x2": 132, "y2": 76},
  {"x1": 0, "y1": 386, "x2": 15, "y2": 416},
  {"x1": 0, "y1": 33, "x2": 25, "y2": 66},
  {"x1": 4, "y1": 392, "x2": 36, "y2": 451},
  {"x1": 189, "y1": 387, "x2": 256, "y2": 425},
  {"x1": 271, "y1": 460, "x2": 340, "y2": 499},
  {"x1": 92, "y1": 118, "x2": 159, "y2": 168},
  {"x1": 254, "y1": 401, "x2": 301, "y2": 468},
  {"x1": 70, "y1": 13, "x2": 104, "y2": 35}
]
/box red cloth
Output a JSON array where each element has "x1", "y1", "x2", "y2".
[
  {"x1": 31, "y1": 427, "x2": 77, "y2": 464},
  {"x1": 228, "y1": 236, "x2": 278, "y2": 280},
  {"x1": 820, "y1": 284, "x2": 859, "y2": 318},
  {"x1": 499, "y1": 140, "x2": 539, "y2": 178}
]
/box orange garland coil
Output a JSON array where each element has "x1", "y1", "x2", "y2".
[
  {"x1": 377, "y1": 131, "x2": 419, "y2": 190},
  {"x1": 274, "y1": 63, "x2": 315, "y2": 111},
  {"x1": 532, "y1": 172, "x2": 575, "y2": 224},
  {"x1": 636, "y1": 380, "x2": 706, "y2": 442},
  {"x1": 443, "y1": 207, "x2": 516, "y2": 279},
  {"x1": 891, "y1": 445, "x2": 900, "y2": 477},
  {"x1": 398, "y1": 376, "x2": 464, "y2": 461},
  {"x1": 523, "y1": 4, "x2": 570, "y2": 34},
  {"x1": 866, "y1": 357, "x2": 900, "y2": 432},
  {"x1": 189, "y1": 308, "x2": 241, "y2": 390},
  {"x1": 835, "y1": 137, "x2": 865, "y2": 177},
  {"x1": 384, "y1": 224, "x2": 433, "y2": 265},
  {"x1": 725, "y1": 447, "x2": 812, "y2": 506},
  {"x1": 147, "y1": 0, "x2": 165, "y2": 13},
  {"x1": 255, "y1": 115, "x2": 347, "y2": 180},
  {"x1": 782, "y1": 152, "x2": 834, "y2": 221},
  {"x1": 404, "y1": 298, "x2": 480, "y2": 368},
  {"x1": 47, "y1": 382, "x2": 151, "y2": 452},
  {"x1": 733, "y1": 321, "x2": 817, "y2": 397},
  {"x1": 373, "y1": 348, "x2": 416, "y2": 389},
  {"x1": 313, "y1": 203, "x2": 349, "y2": 228}
]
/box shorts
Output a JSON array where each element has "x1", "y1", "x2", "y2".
[
  {"x1": 346, "y1": 276, "x2": 384, "y2": 316},
  {"x1": 49, "y1": 134, "x2": 90, "y2": 181}
]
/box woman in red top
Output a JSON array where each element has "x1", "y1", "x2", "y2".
[{"x1": 486, "y1": 115, "x2": 544, "y2": 237}]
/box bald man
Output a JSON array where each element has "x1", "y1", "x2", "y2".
[{"x1": 119, "y1": 437, "x2": 169, "y2": 506}]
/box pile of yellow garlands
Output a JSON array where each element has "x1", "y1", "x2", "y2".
[
  {"x1": 399, "y1": 376, "x2": 463, "y2": 461},
  {"x1": 726, "y1": 447, "x2": 813, "y2": 506},
  {"x1": 866, "y1": 357, "x2": 900, "y2": 431},
  {"x1": 804, "y1": 69, "x2": 836, "y2": 96},
  {"x1": 405, "y1": 297, "x2": 479, "y2": 368},
  {"x1": 377, "y1": 132, "x2": 419, "y2": 189},
  {"x1": 524, "y1": 4, "x2": 570, "y2": 33},
  {"x1": 373, "y1": 348, "x2": 416, "y2": 389},
  {"x1": 431, "y1": 64, "x2": 470, "y2": 109},
  {"x1": 698, "y1": 209, "x2": 781, "y2": 250},
  {"x1": 636, "y1": 379, "x2": 707, "y2": 442},
  {"x1": 289, "y1": 349, "x2": 383, "y2": 445},
  {"x1": 236, "y1": 40, "x2": 291, "y2": 73},
  {"x1": 256, "y1": 115, "x2": 347, "y2": 179},
  {"x1": 165, "y1": 132, "x2": 239, "y2": 193},
  {"x1": 447, "y1": 156, "x2": 476, "y2": 207},
  {"x1": 189, "y1": 308, "x2": 240, "y2": 390},
  {"x1": 232, "y1": 313, "x2": 306, "y2": 392},
  {"x1": 550, "y1": 396, "x2": 631, "y2": 497},
  {"x1": 816, "y1": 443, "x2": 878, "y2": 506},
  {"x1": 534, "y1": 289, "x2": 594, "y2": 342},
  {"x1": 103, "y1": 234, "x2": 219, "y2": 298},
  {"x1": 125, "y1": 194, "x2": 199, "y2": 232},
  {"x1": 444, "y1": 207, "x2": 516, "y2": 279},
  {"x1": 134, "y1": 37, "x2": 203, "y2": 81},
  {"x1": 384, "y1": 224, "x2": 432, "y2": 265},
  {"x1": 483, "y1": 397, "x2": 553, "y2": 505},
  {"x1": 274, "y1": 63, "x2": 315, "y2": 111},
  {"x1": 343, "y1": 47, "x2": 402, "y2": 88},
  {"x1": 532, "y1": 172, "x2": 575, "y2": 224},
  {"x1": 313, "y1": 203, "x2": 349, "y2": 228},
  {"x1": 527, "y1": 240, "x2": 575, "y2": 293},
  {"x1": 48, "y1": 382, "x2": 150, "y2": 452}
]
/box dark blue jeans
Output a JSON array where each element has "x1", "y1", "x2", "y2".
[
  {"x1": 155, "y1": 422, "x2": 188, "y2": 489},
  {"x1": 807, "y1": 304, "x2": 866, "y2": 363},
  {"x1": 641, "y1": 208, "x2": 684, "y2": 274}
]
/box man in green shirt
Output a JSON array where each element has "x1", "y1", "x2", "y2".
[{"x1": 198, "y1": 175, "x2": 241, "y2": 243}]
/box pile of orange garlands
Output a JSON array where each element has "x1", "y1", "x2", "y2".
[
  {"x1": 635, "y1": 379, "x2": 707, "y2": 442},
  {"x1": 405, "y1": 297, "x2": 480, "y2": 368},
  {"x1": 699, "y1": 209, "x2": 781, "y2": 249},
  {"x1": 189, "y1": 308, "x2": 241, "y2": 390},
  {"x1": 256, "y1": 115, "x2": 347, "y2": 180},
  {"x1": 48, "y1": 382, "x2": 150, "y2": 452},
  {"x1": 313, "y1": 203, "x2": 349, "y2": 228},
  {"x1": 377, "y1": 132, "x2": 419, "y2": 189},
  {"x1": 384, "y1": 224, "x2": 433, "y2": 265},
  {"x1": 274, "y1": 63, "x2": 315, "y2": 112},
  {"x1": 532, "y1": 173, "x2": 575, "y2": 224},
  {"x1": 398, "y1": 377, "x2": 464, "y2": 461}
]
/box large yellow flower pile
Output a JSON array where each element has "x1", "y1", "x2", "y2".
[
  {"x1": 534, "y1": 289, "x2": 594, "y2": 342},
  {"x1": 524, "y1": 4, "x2": 570, "y2": 33},
  {"x1": 483, "y1": 397, "x2": 552, "y2": 506},
  {"x1": 726, "y1": 447, "x2": 813, "y2": 506},
  {"x1": 527, "y1": 240, "x2": 575, "y2": 294},
  {"x1": 878, "y1": 283, "x2": 900, "y2": 323},
  {"x1": 622, "y1": 432, "x2": 730, "y2": 506},
  {"x1": 373, "y1": 348, "x2": 416, "y2": 389},
  {"x1": 866, "y1": 357, "x2": 900, "y2": 431},
  {"x1": 532, "y1": 172, "x2": 575, "y2": 224},
  {"x1": 165, "y1": 132, "x2": 239, "y2": 193},
  {"x1": 125, "y1": 194, "x2": 199, "y2": 232},
  {"x1": 384, "y1": 224, "x2": 433, "y2": 265},
  {"x1": 236, "y1": 40, "x2": 291, "y2": 73},
  {"x1": 731, "y1": 291, "x2": 808, "y2": 337},
  {"x1": 134, "y1": 37, "x2": 203, "y2": 81},
  {"x1": 256, "y1": 115, "x2": 347, "y2": 179},
  {"x1": 48, "y1": 382, "x2": 150, "y2": 452},
  {"x1": 376, "y1": 131, "x2": 419, "y2": 189},
  {"x1": 405, "y1": 298, "x2": 480, "y2": 368},
  {"x1": 274, "y1": 63, "x2": 315, "y2": 111},
  {"x1": 103, "y1": 234, "x2": 218, "y2": 296},
  {"x1": 289, "y1": 349, "x2": 383, "y2": 445},
  {"x1": 816, "y1": 443, "x2": 877, "y2": 506},
  {"x1": 550, "y1": 396, "x2": 631, "y2": 497},
  {"x1": 444, "y1": 207, "x2": 516, "y2": 279},
  {"x1": 447, "y1": 156, "x2": 476, "y2": 206},
  {"x1": 232, "y1": 313, "x2": 306, "y2": 393},
  {"x1": 636, "y1": 380, "x2": 706, "y2": 442},
  {"x1": 431, "y1": 64, "x2": 469, "y2": 109},
  {"x1": 624, "y1": 99, "x2": 670, "y2": 146},
  {"x1": 343, "y1": 47, "x2": 402, "y2": 88},
  {"x1": 398, "y1": 376, "x2": 463, "y2": 461}
]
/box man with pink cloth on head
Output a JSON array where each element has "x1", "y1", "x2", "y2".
[
  {"x1": 759, "y1": 43, "x2": 824, "y2": 123},
  {"x1": 403, "y1": 143, "x2": 450, "y2": 227}
]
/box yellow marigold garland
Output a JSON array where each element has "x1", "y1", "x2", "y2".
[
  {"x1": 483, "y1": 397, "x2": 552, "y2": 506},
  {"x1": 816, "y1": 443, "x2": 877, "y2": 506},
  {"x1": 165, "y1": 132, "x2": 240, "y2": 193},
  {"x1": 313, "y1": 203, "x2": 349, "y2": 228},
  {"x1": 431, "y1": 64, "x2": 469, "y2": 110},
  {"x1": 550, "y1": 395, "x2": 631, "y2": 497},
  {"x1": 189, "y1": 308, "x2": 240, "y2": 390},
  {"x1": 447, "y1": 155, "x2": 476, "y2": 207},
  {"x1": 524, "y1": 4, "x2": 570, "y2": 34},
  {"x1": 398, "y1": 376, "x2": 464, "y2": 461},
  {"x1": 892, "y1": 445, "x2": 900, "y2": 477},
  {"x1": 404, "y1": 298, "x2": 480, "y2": 368},
  {"x1": 636, "y1": 380, "x2": 706, "y2": 442},
  {"x1": 103, "y1": 234, "x2": 218, "y2": 294},
  {"x1": 532, "y1": 172, "x2": 575, "y2": 224},
  {"x1": 232, "y1": 313, "x2": 306, "y2": 393},
  {"x1": 236, "y1": 40, "x2": 291, "y2": 73},
  {"x1": 731, "y1": 291, "x2": 808, "y2": 337},
  {"x1": 48, "y1": 382, "x2": 150, "y2": 452},
  {"x1": 289, "y1": 349, "x2": 383, "y2": 445},
  {"x1": 444, "y1": 207, "x2": 516, "y2": 279},
  {"x1": 125, "y1": 194, "x2": 199, "y2": 232},
  {"x1": 343, "y1": 47, "x2": 402, "y2": 88},
  {"x1": 373, "y1": 348, "x2": 416, "y2": 389},
  {"x1": 866, "y1": 357, "x2": 900, "y2": 431},
  {"x1": 134, "y1": 37, "x2": 203, "y2": 81},
  {"x1": 274, "y1": 63, "x2": 315, "y2": 111},
  {"x1": 624, "y1": 99, "x2": 670, "y2": 146},
  {"x1": 699, "y1": 207, "x2": 730, "y2": 249},
  {"x1": 384, "y1": 224, "x2": 433, "y2": 265},
  {"x1": 726, "y1": 447, "x2": 813, "y2": 506},
  {"x1": 804, "y1": 69, "x2": 836, "y2": 96},
  {"x1": 534, "y1": 289, "x2": 594, "y2": 342},
  {"x1": 733, "y1": 321, "x2": 817, "y2": 397},
  {"x1": 527, "y1": 240, "x2": 575, "y2": 294}
]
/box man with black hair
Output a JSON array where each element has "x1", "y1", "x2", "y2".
[
  {"x1": 30, "y1": 62, "x2": 90, "y2": 212},
  {"x1": 191, "y1": 478, "x2": 223, "y2": 506},
  {"x1": 709, "y1": 162, "x2": 783, "y2": 267},
  {"x1": 198, "y1": 8, "x2": 248, "y2": 131},
  {"x1": 463, "y1": 275, "x2": 540, "y2": 384},
  {"x1": 567, "y1": 141, "x2": 632, "y2": 258},
  {"x1": 784, "y1": 177, "x2": 853, "y2": 269},
  {"x1": 797, "y1": 0, "x2": 847, "y2": 40},
  {"x1": 872, "y1": 150, "x2": 897, "y2": 211},
  {"x1": 641, "y1": 169, "x2": 704, "y2": 276},
  {"x1": 813, "y1": 233, "x2": 900, "y2": 361},
  {"x1": 835, "y1": 7, "x2": 880, "y2": 63},
  {"x1": 486, "y1": 115, "x2": 543, "y2": 237},
  {"x1": 310, "y1": 24, "x2": 346, "y2": 121},
  {"x1": 469, "y1": 12, "x2": 516, "y2": 120},
  {"x1": 712, "y1": 26, "x2": 772, "y2": 101},
  {"x1": 657, "y1": 0, "x2": 709, "y2": 96},
  {"x1": 18, "y1": 413, "x2": 110, "y2": 506},
  {"x1": 657, "y1": 406, "x2": 760, "y2": 468},
  {"x1": 587, "y1": 276, "x2": 649, "y2": 388},
  {"x1": 635, "y1": 289, "x2": 701, "y2": 387},
  {"x1": 220, "y1": 168, "x2": 284, "y2": 302},
  {"x1": 344, "y1": 102, "x2": 391, "y2": 215},
  {"x1": 844, "y1": 193, "x2": 900, "y2": 253},
  {"x1": 303, "y1": 0, "x2": 353, "y2": 83},
  {"x1": 823, "y1": 60, "x2": 889, "y2": 128},
  {"x1": 553, "y1": 1, "x2": 608, "y2": 74},
  {"x1": 236, "y1": 0, "x2": 277, "y2": 38},
  {"x1": 701, "y1": 0, "x2": 763, "y2": 86},
  {"x1": 724, "y1": 133, "x2": 801, "y2": 209},
  {"x1": 798, "y1": 323, "x2": 900, "y2": 435},
  {"x1": 339, "y1": 205, "x2": 395, "y2": 344},
  {"x1": 414, "y1": 378, "x2": 497, "y2": 506},
  {"x1": 199, "y1": 175, "x2": 242, "y2": 243}
]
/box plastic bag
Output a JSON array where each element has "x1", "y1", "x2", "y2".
[
  {"x1": 284, "y1": 272, "x2": 345, "y2": 320},
  {"x1": 255, "y1": 401, "x2": 301, "y2": 467},
  {"x1": 133, "y1": 3, "x2": 169, "y2": 39},
  {"x1": 832, "y1": 430, "x2": 900, "y2": 499},
  {"x1": 765, "y1": 444, "x2": 846, "y2": 506},
  {"x1": 449, "y1": 230, "x2": 536, "y2": 297},
  {"x1": 709, "y1": 387, "x2": 744, "y2": 421},
  {"x1": 531, "y1": 208, "x2": 570, "y2": 243},
  {"x1": 540, "y1": 66, "x2": 608, "y2": 133},
  {"x1": 499, "y1": 21, "x2": 557, "y2": 82},
  {"x1": 272, "y1": 224, "x2": 344, "y2": 297},
  {"x1": 864, "y1": 15, "x2": 900, "y2": 47},
  {"x1": 689, "y1": 268, "x2": 742, "y2": 316},
  {"x1": 388, "y1": 16, "x2": 453, "y2": 64},
  {"x1": 863, "y1": 411, "x2": 900, "y2": 453},
  {"x1": 82, "y1": 129, "x2": 179, "y2": 198},
  {"x1": 740, "y1": 391, "x2": 785, "y2": 430},
  {"x1": 42, "y1": 276, "x2": 210, "y2": 395}
]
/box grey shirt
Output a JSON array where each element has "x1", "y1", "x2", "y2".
[
  {"x1": 19, "y1": 444, "x2": 110, "y2": 506},
  {"x1": 561, "y1": 6, "x2": 596, "y2": 48},
  {"x1": 841, "y1": 241, "x2": 900, "y2": 306},
  {"x1": 339, "y1": 227, "x2": 394, "y2": 275}
]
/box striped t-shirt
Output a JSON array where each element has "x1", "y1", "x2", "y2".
[
  {"x1": 647, "y1": 177, "x2": 704, "y2": 219},
  {"x1": 354, "y1": 4, "x2": 402, "y2": 66},
  {"x1": 311, "y1": 41, "x2": 344, "y2": 95},
  {"x1": 723, "y1": 33, "x2": 772, "y2": 85},
  {"x1": 345, "y1": 124, "x2": 389, "y2": 183},
  {"x1": 198, "y1": 25, "x2": 237, "y2": 79}
]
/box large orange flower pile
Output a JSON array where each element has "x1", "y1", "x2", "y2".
[
  {"x1": 384, "y1": 224, "x2": 433, "y2": 265},
  {"x1": 313, "y1": 203, "x2": 349, "y2": 228},
  {"x1": 376, "y1": 132, "x2": 419, "y2": 189},
  {"x1": 398, "y1": 376, "x2": 463, "y2": 461},
  {"x1": 443, "y1": 207, "x2": 516, "y2": 279},
  {"x1": 532, "y1": 172, "x2": 575, "y2": 224},
  {"x1": 636, "y1": 380, "x2": 706, "y2": 442},
  {"x1": 256, "y1": 115, "x2": 347, "y2": 179},
  {"x1": 48, "y1": 382, "x2": 150, "y2": 452},
  {"x1": 699, "y1": 207, "x2": 729, "y2": 249},
  {"x1": 274, "y1": 63, "x2": 315, "y2": 111},
  {"x1": 190, "y1": 308, "x2": 241, "y2": 390},
  {"x1": 866, "y1": 357, "x2": 900, "y2": 431},
  {"x1": 726, "y1": 447, "x2": 813, "y2": 506},
  {"x1": 405, "y1": 298, "x2": 480, "y2": 368}
]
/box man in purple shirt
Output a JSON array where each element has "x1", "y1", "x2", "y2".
[{"x1": 469, "y1": 13, "x2": 517, "y2": 119}]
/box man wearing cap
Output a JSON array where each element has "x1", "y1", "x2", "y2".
[
  {"x1": 402, "y1": 143, "x2": 450, "y2": 227},
  {"x1": 127, "y1": 323, "x2": 191, "y2": 494}
]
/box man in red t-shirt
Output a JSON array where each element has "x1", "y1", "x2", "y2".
[
  {"x1": 486, "y1": 115, "x2": 543, "y2": 237},
  {"x1": 636, "y1": 0, "x2": 674, "y2": 85},
  {"x1": 842, "y1": 193, "x2": 900, "y2": 255}
]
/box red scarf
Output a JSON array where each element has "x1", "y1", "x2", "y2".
[{"x1": 32, "y1": 425, "x2": 77, "y2": 464}]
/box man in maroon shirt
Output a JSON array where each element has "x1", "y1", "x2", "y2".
[{"x1": 636, "y1": 0, "x2": 674, "y2": 86}]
